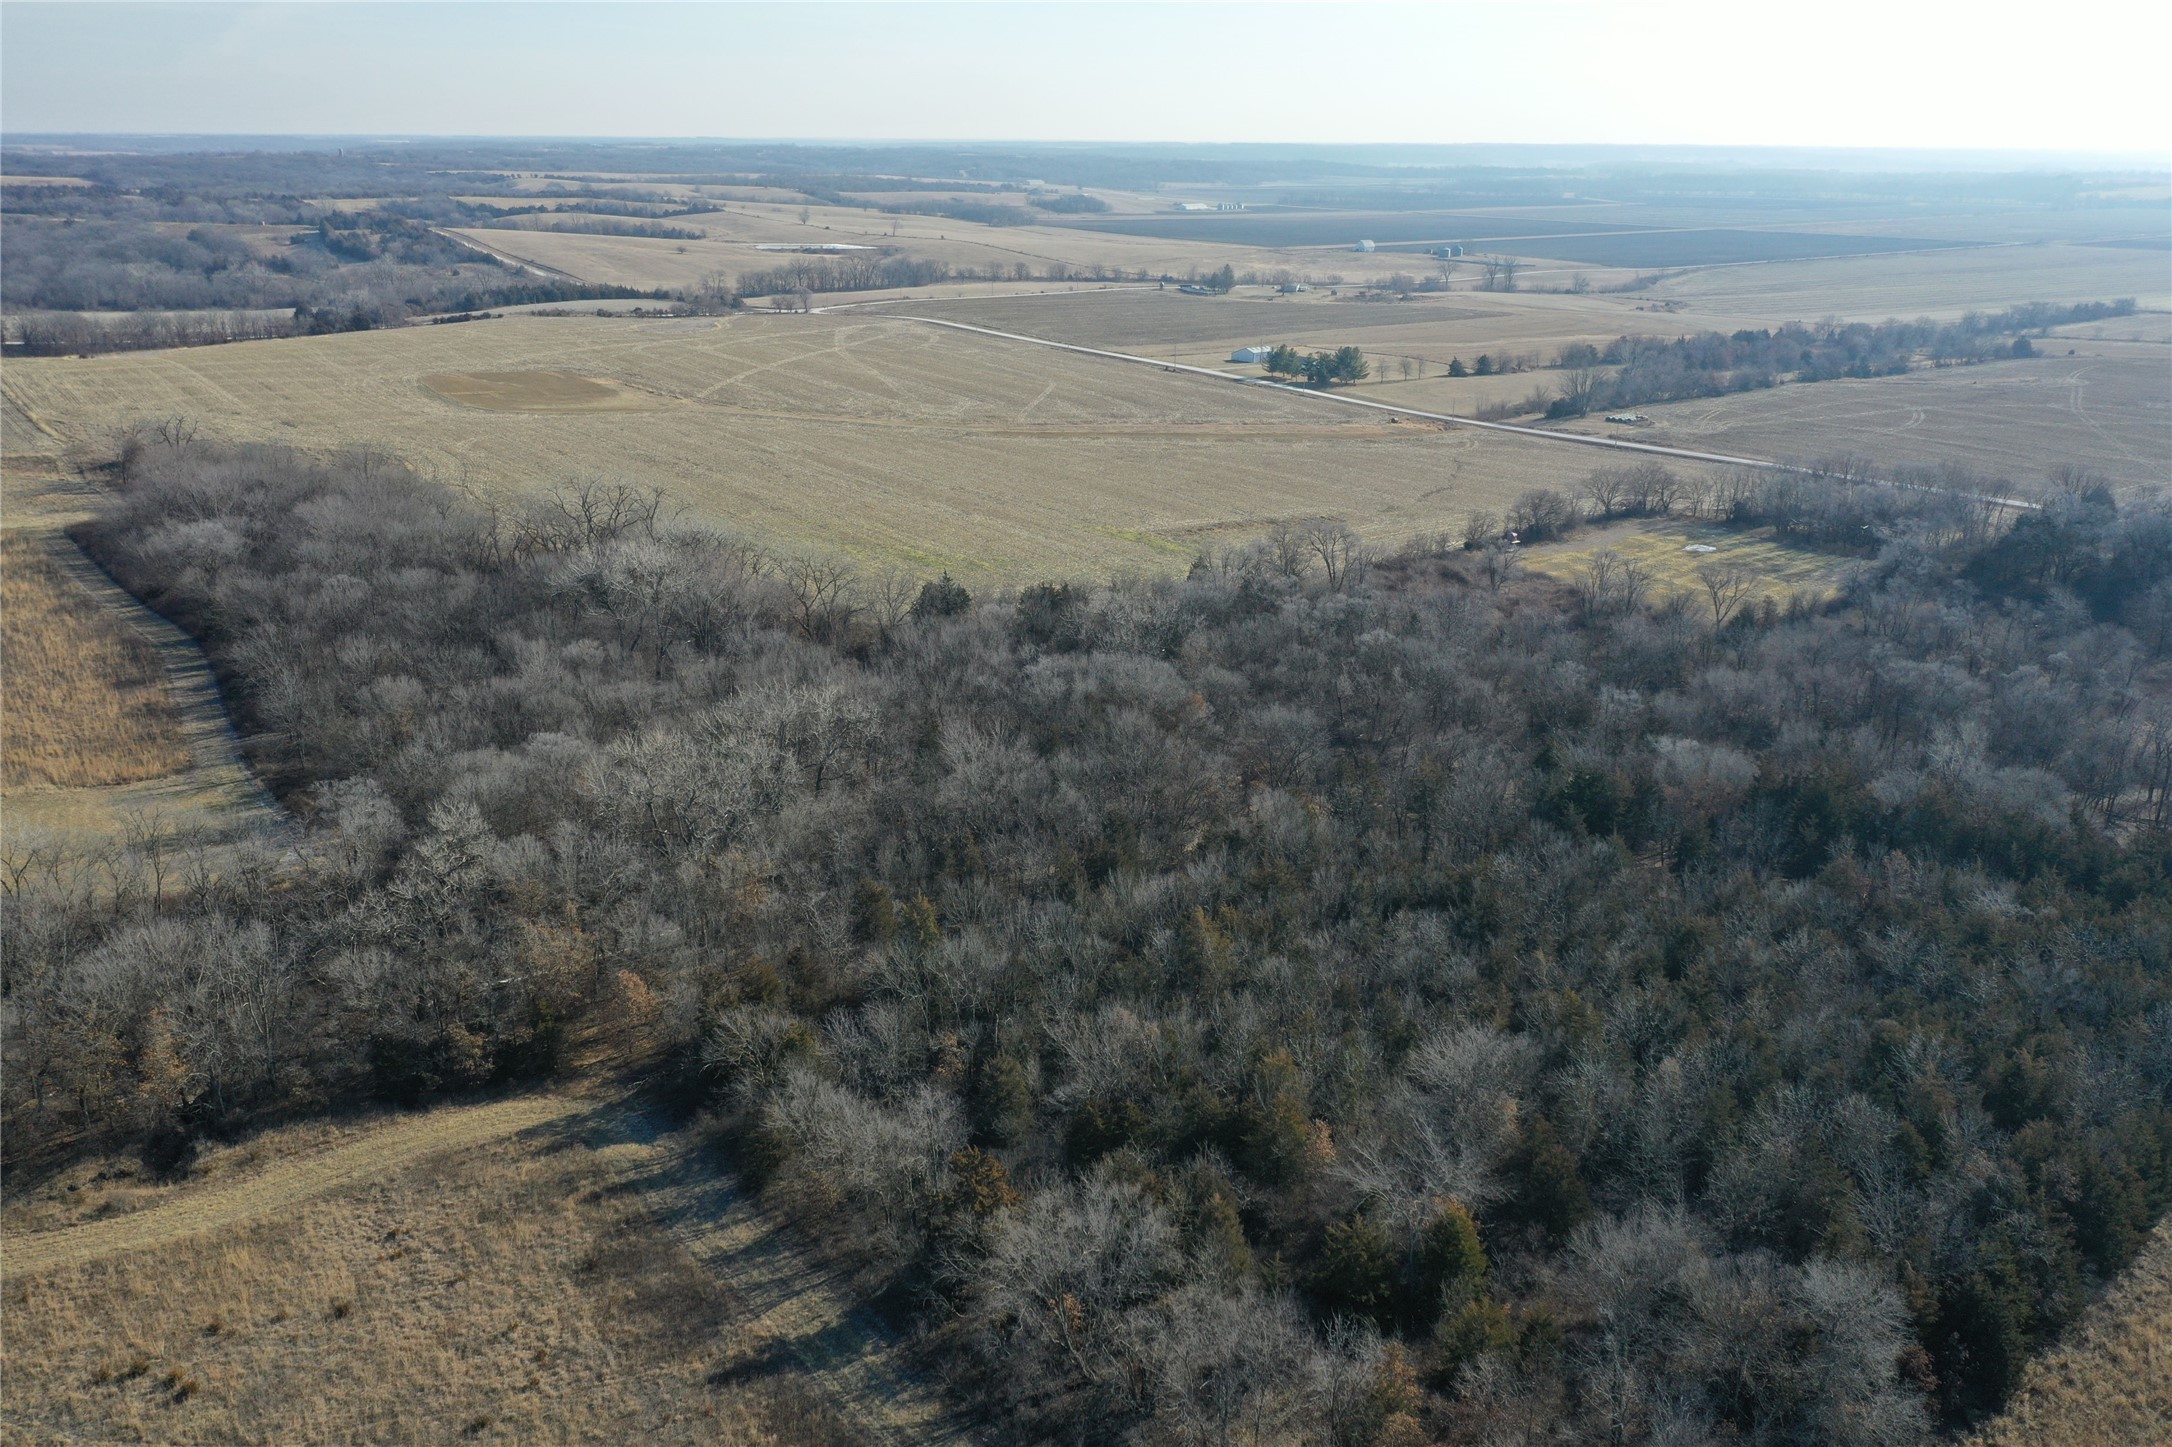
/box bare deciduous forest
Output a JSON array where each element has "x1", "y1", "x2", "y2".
[{"x1": 9, "y1": 432, "x2": 2172, "y2": 1442}]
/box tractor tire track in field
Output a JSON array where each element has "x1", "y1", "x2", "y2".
[{"x1": 2, "y1": 1090, "x2": 977, "y2": 1446}]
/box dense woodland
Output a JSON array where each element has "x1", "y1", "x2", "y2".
[
  {"x1": 0, "y1": 204, "x2": 658, "y2": 349},
  {"x1": 7, "y1": 436, "x2": 2171, "y2": 1444}
]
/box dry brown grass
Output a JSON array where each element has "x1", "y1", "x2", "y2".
[
  {"x1": 0, "y1": 1099, "x2": 861, "y2": 1446},
  {"x1": 2, "y1": 530, "x2": 192, "y2": 789},
  {"x1": 1968, "y1": 1217, "x2": 2172, "y2": 1447}
]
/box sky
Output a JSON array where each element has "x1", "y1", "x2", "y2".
[{"x1": 3, "y1": 1, "x2": 2168, "y2": 156}]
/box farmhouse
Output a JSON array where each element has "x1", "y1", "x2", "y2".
[
  {"x1": 1229, "y1": 345, "x2": 1275, "y2": 364},
  {"x1": 1353, "y1": 239, "x2": 1376, "y2": 252}
]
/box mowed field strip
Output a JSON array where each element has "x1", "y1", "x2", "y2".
[
  {"x1": 1, "y1": 1095, "x2": 582, "y2": 1280},
  {"x1": 3, "y1": 1092, "x2": 973, "y2": 1445},
  {"x1": 2, "y1": 314, "x2": 1658, "y2": 580},
  {"x1": 0, "y1": 432, "x2": 292, "y2": 848}
]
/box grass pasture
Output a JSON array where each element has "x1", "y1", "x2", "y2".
[
  {"x1": 0, "y1": 313, "x2": 1645, "y2": 581},
  {"x1": 0, "y1": 1097, "x2": 864, "y2": 1446},
  {"x1": 1520, "y1": 518, "x2": 1859, "y2": 610},
  {"x1": 0, "y1": 444, "x2": 289, "y2": 853},
  {"x1": 2, "y1": 530, "x2": 193, "y2": 790}
]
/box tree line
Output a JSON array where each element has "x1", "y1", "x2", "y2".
[
  {"x1": 1, "y1": 212, "x2": 669, "y2": 350},
  {"x1": 1263, "y1": 343, "x2": 1371, "y2": 386},
  {"x1": 1546, "y1": 300, "x2": 2140, "y2": 418},
  {"x1": 7, "y1": 440, "x2": 2172, "y2": 1444}
]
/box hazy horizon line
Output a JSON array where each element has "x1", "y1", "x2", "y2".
[{"x1": 7, "y1": 134, "x2": 2167, "y2": 169}]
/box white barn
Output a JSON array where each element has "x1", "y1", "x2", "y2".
[
  {"x1": 1230, "y1": 345, "x2": 1275, "y2": 364},
  {"x1": 1353, "y1": 239, "x2": 1376, "y2": 252}
]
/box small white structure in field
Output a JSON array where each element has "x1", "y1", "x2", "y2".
[
  {"x1": 1353, "y1": 239, "x2": 1376, "y2": 252},
  {"x1": 1230, "y1": 346, "x2": 1275, "y2": 364},
  {"x1": 1683, "y1": 544, "x2": 1719, "y2": 554}
]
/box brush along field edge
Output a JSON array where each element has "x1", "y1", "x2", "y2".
[
  {"x1": 2, "y1": 1092, "x2": 976, "y2": 1445},
  {"x1": 5, "y1": 529, "x2": 294, "y2": 847},
  {"x1": 2, "y1": 531, "x2": 192, "y2": 789}
]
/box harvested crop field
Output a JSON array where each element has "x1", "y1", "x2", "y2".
[
  {"x1": 1554, "y1": 345, "x2": 2172, "y2": 490},
  {"x1": 1055, "y1": 210, "x2": 1630, "y2": 248},
  {"x1": 1, "y1": 314, "x2": 1649, "y2": 581},
  {"x1": 447, "y1": 199, "x2": 1444, "y2": 295},
  {"x1": 1486, "y1": 229, "x2": 1974, "y2": 269},
  {"x1": 421, "y1": 370, "x2": 659, "y2": 412},
  {"x1": 894, "y1": 290, "x2": 1511, "y2": 349},
  {"x1": 1646, "y1": 243, "x2": 2172, "y2": 322}
]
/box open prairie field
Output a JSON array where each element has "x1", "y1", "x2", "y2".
[
  {"x1": 1554, "y1": 344, "x2": 2171, "y2": 489},
  {"x1": 1, "y1": 314, "x2": 1643, "y2": 580},
  {"x1": 0, "y1": 1090, "x2": 948, "y2": 1446}
]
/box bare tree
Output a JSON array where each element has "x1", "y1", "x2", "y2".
[
  {"x1": 1697, "y1": 561, "x2": 1756, "y2": 628},
  {"x1": 1479, "y1": 536, "x2": 1521, "y2": 593},
  {"x1": 1302, "y1": 520, "x2": 1369, "y2": 592},
  {"x1": 1583, "y1": 468, "x2": 1630, "y2": 520},
  {"x1": 1559, "y1": 362, "x2": 1604, "y2": 417},
  {"x1": 779, "y1": 552, "x2": 860, "y2": 642},
  {"x1": 1266, "y1": 523, "x2": 1313, "y2": 583},
  {"x1": 1575, "y1": 550, "x2": 1654, "y2": 616}
]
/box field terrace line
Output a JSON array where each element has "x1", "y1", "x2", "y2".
[{"x1": 818, "y1": 308, "x2": 2040, "y2": 512}]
